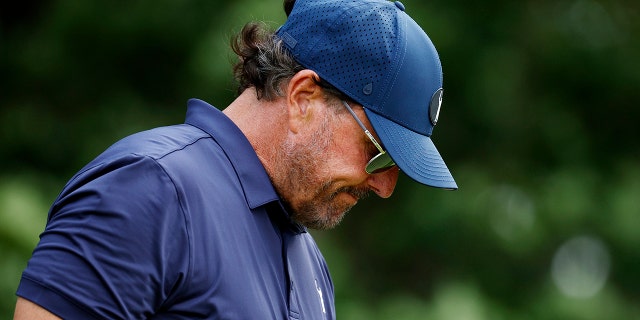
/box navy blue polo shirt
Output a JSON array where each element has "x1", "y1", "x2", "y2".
[{"x1": 17, "y1": 99, "x2": 335, "y2": 319}]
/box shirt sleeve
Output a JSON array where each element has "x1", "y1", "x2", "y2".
[{"x1": 16, "y1": 154, "x2": 190, "y2": 319}]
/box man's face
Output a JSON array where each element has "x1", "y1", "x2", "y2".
[{"x1": 275, "y1": 100, "x2": 399, "y2": 230}]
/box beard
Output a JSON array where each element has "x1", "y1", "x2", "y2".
[
  {"x1": 293, "y1": 183, "x2": 371, "y2": 230},
  {"x1": 271, "y1": 113, "x2": 370, "y2": 230}
]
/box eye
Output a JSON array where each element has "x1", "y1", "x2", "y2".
[{"x1": 365, "y1": 141, "x2": 379, "y2": 158}]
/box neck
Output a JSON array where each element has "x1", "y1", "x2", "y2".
[{"x1": 223, "y1": 88, "x2": 288, "y2": 178}]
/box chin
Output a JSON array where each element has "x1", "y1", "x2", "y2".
[{"x1": 294, "y1": 205, "x2": 350, "y2": 230}]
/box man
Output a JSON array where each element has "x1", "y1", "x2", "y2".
[{"x1": 14, "y1": 0, "x2": 456, "y2": 318}]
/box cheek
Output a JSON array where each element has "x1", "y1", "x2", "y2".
[
  {"x1": 321, "y1": 116, "x2": 369, "y2": 176},
  {"x1": 324, "y1": 137, "x2": 369, "y2": 175}
]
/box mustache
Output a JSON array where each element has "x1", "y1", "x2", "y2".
[{"x1": 332, "y1": 186, "x2": 371, "y2": 201}]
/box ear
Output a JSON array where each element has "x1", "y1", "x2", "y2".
[{"x1": 285, "y1": 69, "x2": 326, "y2": 134}]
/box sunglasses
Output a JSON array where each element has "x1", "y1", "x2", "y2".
[{"x1": 342, "y1": 101, "x2": 396, "y2": 174}]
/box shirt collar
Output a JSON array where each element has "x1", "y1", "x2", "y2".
[{"x1": 184, "y1": 98, "x2": 306, "y2": 234}]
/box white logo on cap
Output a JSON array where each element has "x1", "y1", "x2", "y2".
[{"x1": 429, "y1": 88, "x2": 444, "y2": 126}]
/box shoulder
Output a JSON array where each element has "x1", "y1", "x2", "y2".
[
  {"x1": 101, "y1": 124, "x2": 213, "y2": 161},
  {"x1": 65, "y1": 123, "x2": 225, "y2": 190}
]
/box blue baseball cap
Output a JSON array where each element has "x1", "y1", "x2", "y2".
[{"x1": 276, "y1": 0, "x2": 457, "y2": 190}]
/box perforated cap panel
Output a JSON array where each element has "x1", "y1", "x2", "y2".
[
  {"x1": 311, "y1": 3, "x2": 397, "y2": 98},
  {"x1": 280, "y1": 1, "x2": 397, "y2": 106}
]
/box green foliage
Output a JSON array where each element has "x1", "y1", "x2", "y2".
[{"x1": 1, "y1": 0, "x2": 639, "y2": 318}]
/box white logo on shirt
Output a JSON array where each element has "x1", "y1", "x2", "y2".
[{"x1": 315, "y1": 279, "x2": 326, "y2": 314}]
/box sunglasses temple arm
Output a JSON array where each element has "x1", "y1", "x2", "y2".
[
  {"x1": 364, "y1": 130, "x2": 385, "y2": 154},
  {"x1": 341, "y1": 101, "x2": 386, "y2": 154}
]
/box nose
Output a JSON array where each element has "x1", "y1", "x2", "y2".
[{"x1": 367, "y1": 167, "x2": 400, "y2": 198}]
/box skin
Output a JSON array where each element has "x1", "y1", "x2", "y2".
[
  {"x1": 224, "y1": 69, "x2": 399, "y2": 229},
  {"x1": 14, "y1": 298, "x2": 61, "y2": 320},
  {"x1": 13, "y1": 69, "x2": 399, "y2": 319}
]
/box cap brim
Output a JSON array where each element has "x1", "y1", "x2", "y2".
[{"x1": 364, "y1": 109, "x2": 458, "y2": 190}]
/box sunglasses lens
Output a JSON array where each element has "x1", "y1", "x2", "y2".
[{"x1": 365, "y1": 153, "x2": 396, "y2": 174}]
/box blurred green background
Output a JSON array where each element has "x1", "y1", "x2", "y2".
[{"x1": 1, "y1": 0, "x2": 639, "y2": 318}]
